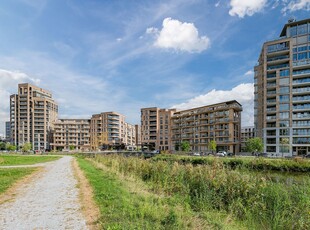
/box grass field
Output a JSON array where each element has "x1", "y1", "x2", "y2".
[
  {"x1": 78, "y1": 154, "x2": 310, "y2": 230},
  {"x1": 0, "y1": 155, "x2": 61, "y2": 166},
  {"x1": 77, "y1": 157, "x2": 246, "y2": 229},
  {"x1": 0, "y1": 168, "x2": 37, "y2": 195}
]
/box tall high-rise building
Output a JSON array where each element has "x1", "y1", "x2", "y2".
[
  {"x1": 10, "y1": 83, "x2": 58, "y2": 150},
  {"x1": 254, "y1": 18, "x2": 310, "y2": 156}
]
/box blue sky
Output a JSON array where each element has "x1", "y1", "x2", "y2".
[{"x1": 0, "y1": 0, "x2": 310, "y2": 136}]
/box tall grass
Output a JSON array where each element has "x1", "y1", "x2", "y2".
[{"x1": 93, "y1": 155, "x2": 310, "y2": 230}]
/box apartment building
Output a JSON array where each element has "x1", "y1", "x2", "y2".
[
  {"x1": 241, "y1": 126, "x2": 255, "y2": 151},
  {"x1": 171, "y1": 100, "x2": 242, "y2": 153},
  {"x1": 5, "y1": 121, "x2": 11, "y2": 142},
  {"x1": 254, "y1": 18, "x2": 310, "y2": 156},
  {"x1": 10, "y1": 83, "x2": 58, "y2": 150},
  {"x1": 50, "y1": 119, "x2": 90, "y2": 151},
  {"x1": 140, "y1": 108, "x2": 176, "y2": 151},
  {"x1": 135, "y1": 124, "x2": 141, "y2": 148},
  {"x1": 90, "y1": 111, "x2": 139, "y2": 150}
]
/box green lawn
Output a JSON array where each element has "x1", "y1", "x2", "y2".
[
  {"x1": 0, "y1": 155, "x2": 61, "y2": 166},
  {"x1": 0, "y1": 168, "x2": 37, "y2": 194}
]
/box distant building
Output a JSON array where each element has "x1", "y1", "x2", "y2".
[
  {"x1": 51, "y1": 119, "x2": 91, "y2": 151},
  {"x1": 141, "y1": 100, "x2": 243, "y2": 153},
  {"x1": 140, "y1": 107, "x2": 176, "y2": 151},
  {"x1": 171, "y1": 100, "x2": 242, "y2": 153},
  {"x1": 10, "y1": 83, "x2": 58, "y2": 150},
  {"x1": 90, "y1": 111, "x2": 137, "y2": 150},
  {"x1": 5, "y1": 121, "x2": 11, "y2": 142},
  {"x1": 241, "y1": 126, "x2": 255, "y2": 152},
  {"x1": 254, "y1": 18, "x2": 310, "y2": 156}
]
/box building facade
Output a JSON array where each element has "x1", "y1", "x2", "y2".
[
  {"x1": 171, "y1": 101, "x2": 242, "y2": 153},
  {"x1": 5, "y1": 121, "x2": 11, "y2": 142},
  {"x1": 241, "y1": 126, "x2": 255, "y2": 152},
  {"x1": 255, "y1": 18, "x2": 310, "y2": 156},
  {"x1": 10, "y1": 83, "x2": 58, "y2": 150},
  {"x1": 50, "y1": 119, "x2": 91, "y2": 151},
  {"x1": 140, "y1": 107, "x2": 176, "y2": 151},
  {"x1": 90, "y1": 112, "x2": 137, "y2": 150}
]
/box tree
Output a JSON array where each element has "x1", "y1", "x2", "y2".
[
  {"x1": 246, "y1": 138, "x2": 263, "y2": 155},
  {"x1": 280, "y1": 137, "x2": 289, "y2": 158},
  {"x1": 208, "y1": 140, "x2": 217, "y2": 153},
  {"x1": 69, "y1": 145, "x2": 75, "y2": 151},
  {"x1": 180, "y1": 141, "x2": 190, "y2": 152},
  {"x1": 21, "y1": 142, "x2": 32, "y2": 153},
  {"x1": 0, "y1": 142, "x2": 5, "y2": 150},
  {"x1": 6, "y1": 143, "x2": 16, "y2": 151}
]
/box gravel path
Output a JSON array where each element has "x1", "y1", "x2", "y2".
[{"x1": 0, "y1": 156, "x2": 88, "y2": 230}]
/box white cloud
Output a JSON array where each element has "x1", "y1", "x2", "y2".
[
  {"x1": 244, "y1": 70, "x2": 254, "y2": 76},
  {"x1": 282, "y1": 0, "x2": 310, "y2": 12},
  {"x1": 172, "y1": 83, "x2": 254, "y2": 126},
  {"x1": 229, "y1": 0, "x2": 267, "y2": 18},
  {"x1": 0, "y1": 69, "x2": 41, "y2": 135},
  {"x1": 147, "y1": 17, "x2": 210, "y2": 53}
]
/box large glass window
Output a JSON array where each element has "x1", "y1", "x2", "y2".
[
  {"x1": 279, "y1": 112, "x2": 289, "y2": 119},
  {"x1": 298, "y1": 52, "x2": 308, "y2": 60},
  {"x1": 280, "y1": 129, "x2": 290, "y2": 136},
  {"x1": 279, "y1": 86, "x2": 289, "y2": 94},
  {"x1": 290, "y1": 26, "x2": 297, "y2": 37},
  {"x1": 297, "y1": 24, "x2": 308, "y2": 35},
  {"x1": 279, "y1": 78, "x2": 289, "y2": 85},
  {"x1": 279, "y1": 103, "x2": 289, "y2": 111},
  {"x1": 279, "y1": 120, "x2": 289, "y2": 127},
  {"x1": 279, "y1": 95, "x2": 289, "y2": 102},
  {"x1": 298, "y1": 45, "x2": 308, "y2": 52},
  {"x1": 280, "y1": 69, "x2": 290, "y2": 77}
]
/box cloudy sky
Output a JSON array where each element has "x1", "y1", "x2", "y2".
[{"x1": 0, "y1": 0, "x2": 309, "y2": 136}]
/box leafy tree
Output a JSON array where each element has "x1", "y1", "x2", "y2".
[
  {"x1": 6, "y1": 143, "x2": 16, "y2": 151},
  {"x1": 280, "y1": 137, "x2": 289, "y2": 157},
  {"x1": 180, "y1": 141, "x2": 190, "y2": 152},
  {"x1": 69, "y1": 145, "x2": 75, "y2": 150},
  {"x1": 246, "y1": 137, "x2": 263, "y2": 154},
  {"x1": 208, "y1": 140, "x2": 217, "y2": 153},
  {"x1": 0, "y1": 142, "x2": 5, "y2": 150},
  {"x1": 21, "y1": 142, "x2": 32, "y2": 153}
]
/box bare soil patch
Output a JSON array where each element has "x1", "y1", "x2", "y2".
[{"x1": 73, "y1": 158, "x2": 100, "y2": 230}]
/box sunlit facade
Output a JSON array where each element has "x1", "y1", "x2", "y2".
[{"x1": 255, "y1": 18, "x2": 310, "y2": 156}]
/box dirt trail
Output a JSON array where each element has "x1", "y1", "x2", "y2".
[{"x1": 0, "y1": 156, "x2": 88, "y2": 230}]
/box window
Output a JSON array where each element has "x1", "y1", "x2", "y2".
[
  {"x1": 279, "y1": 78, "x2": 289, "y2": 85},
  {"x1": 280, "y1": 129, "x2": 289, "y2": 136},
  {"x1": 290, "y1": 26, "x2": 297, "y2": 37},
  {"x1": 298, "y1": 45, "x2": 308, "y2": 52},
  {"x1": 279, "y1": 86, "x2": 289, "y2": 94},
  {"x1": 279, "y1": 112, "x2": 289, "y2": 119},
  {"x1": 280, "y1": 69, "x2": 290, "y2": 77},
  {"x1": 279, "y1": 103, "x2": 289, "y2": 111},
  {"x1": 297, "y1": 24, "x2": 307, "y2": 35},
  {"x1": 298, "y1": 52, "x2": 308, "y2": 60},
  {"x1": 279, "y1": 95, "x2": 289, "y2": 102},
  {"x1": 279, "y1": 120, "x2": 289, "y2": 127}
]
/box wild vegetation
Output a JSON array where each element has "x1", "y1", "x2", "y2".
[
  {"x1": 79, "y1": 154, "x2": 310, "y2": 230},
  {"x1": 154, "y1": 154, "x2": 310, "y2": 172}
]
